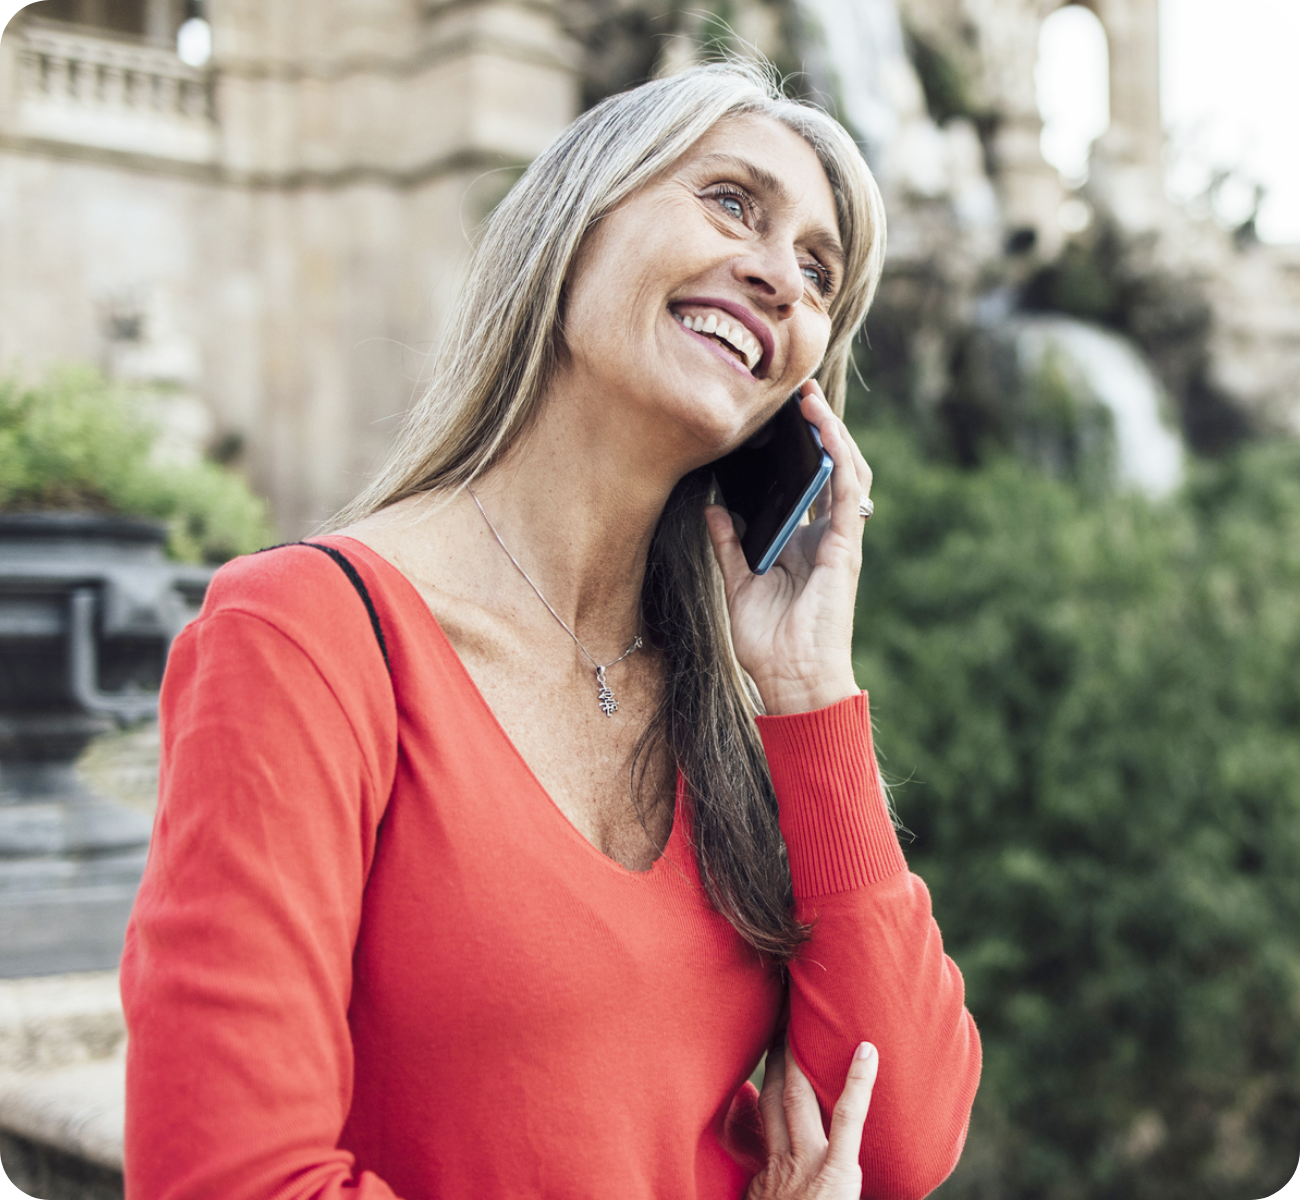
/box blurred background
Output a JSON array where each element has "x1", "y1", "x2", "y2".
[{"x1": 0, "y1": 0, "x2": 1298, "y2": 1196}]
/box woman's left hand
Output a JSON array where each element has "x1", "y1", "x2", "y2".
[
  {"x1": 704, "y1": 380, "x2": 872, "y2": 716},
  {"x1": 747, "y1": 1039, "x2": 880, "y2": 1200}
]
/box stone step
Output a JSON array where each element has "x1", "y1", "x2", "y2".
[{"x1": 0, "y1": 973, "x2": 126, "y2": 1198}]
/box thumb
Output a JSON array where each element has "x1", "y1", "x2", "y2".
[
  {"x1": 704, "y1": 504, "x2": 750, "y2": 593},
  {"x1": 823, "y1": 1043, "x2": 879, "y2": 1178}
]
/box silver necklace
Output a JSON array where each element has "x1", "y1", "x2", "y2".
[{"x1": 468, "y1": 488, "x2": 643, "y2": 717}]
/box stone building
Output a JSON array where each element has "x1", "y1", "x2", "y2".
[
  {"x1": 826, "y1": 0, "x2": 1300, "y2": 444},
  {"x1": 1, "y1": 0, "x2": 1297, "y2": 536},
  {"x1": 1, "y1": 0, "x2": 1298, "y2": 1187},
  {"x1": 0, "y1": 0, "x2": 579, "y2": 535}
]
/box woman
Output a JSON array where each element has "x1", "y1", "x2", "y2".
[{"x1": 122, "y1": 61, "x2": 980, "y2": 1200}]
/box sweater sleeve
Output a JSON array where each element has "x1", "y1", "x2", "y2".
[
  {"x1": 120, "y1": 551, "x2": 401, "y2": 1200},
  {"x1": 756, "y1": 693, "x2": 981, "y2": 1200}
]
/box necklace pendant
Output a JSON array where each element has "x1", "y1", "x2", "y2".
[{"x1": 595, "y1": 666, "x2": 619, "y2": 717}]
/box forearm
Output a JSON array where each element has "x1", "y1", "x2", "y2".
[{"x1": 758, "y1": 694, "x2": 981, "y2": 1200}]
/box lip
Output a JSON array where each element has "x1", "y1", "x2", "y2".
[{"x1": 670, "y1": 296, "x2": 774, "y2": 378}]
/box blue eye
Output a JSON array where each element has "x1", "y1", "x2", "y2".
[
  {"x1": 802, "y1": 262, "x2": 831, "y2": 294},
  {"x1": 707, "y1": 186, "x2": 752, "y2": 221}
]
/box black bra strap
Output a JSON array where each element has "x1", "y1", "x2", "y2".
[{"x1": 298, "y1": 542, "x2": 391, "y2": 673}]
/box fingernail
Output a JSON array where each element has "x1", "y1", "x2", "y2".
[{"x1": 855, "y1": 1042, "x2": 877, "y2": 1062}]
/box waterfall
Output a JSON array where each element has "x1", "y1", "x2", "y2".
[
  {"x1": 1010, "y1": 316, "x2": 1185, "y2": 498},
  {"x1": 790, "y1": 0, "x2": 1184, "y2": 498}
]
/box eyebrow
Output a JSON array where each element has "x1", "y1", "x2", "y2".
[{"x1": 693, "y1": 152, "x2": 846, "y2": 271}]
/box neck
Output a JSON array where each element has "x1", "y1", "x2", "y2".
[{"x1": 465, "y1": 372, "x2": 698, "y2": 652}]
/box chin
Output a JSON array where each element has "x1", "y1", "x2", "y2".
[{"x1": 668, "y1": 393, "x2": 779, "y2": 470}]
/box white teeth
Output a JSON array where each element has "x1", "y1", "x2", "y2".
[
  {"x1": 673, "y1": 307, "x2": 763, "y2": 373},
  {"x1": 717, "y1": 322, "x2": 757, "y2": 369}
]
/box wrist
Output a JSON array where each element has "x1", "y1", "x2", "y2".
[{"x1": 754, "y1": 670, "x2": 860, "y2": 716}]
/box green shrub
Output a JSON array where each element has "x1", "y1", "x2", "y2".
[
  {"x1": 0, "y1": 367, "x2": 274, "y2": 563},
  {"x1": 852, "y1": 418, "x2": 1300, "y2": 1200}
]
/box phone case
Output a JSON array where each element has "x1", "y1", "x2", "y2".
[{"x1": 711, "y1": 394, "x2": 834, "y2": 575}]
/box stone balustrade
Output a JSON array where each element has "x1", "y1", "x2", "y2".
[{"x1": 11, "y1": 18, "x2": 217, "y2": 164}]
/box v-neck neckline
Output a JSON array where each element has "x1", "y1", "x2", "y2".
[{"x1": 322, "y1": 535, "x2": 684, "y2": 879}]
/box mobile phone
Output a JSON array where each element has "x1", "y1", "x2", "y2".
[{"x1": 710, "y1": 392, "x2": 834, "y2": 575}]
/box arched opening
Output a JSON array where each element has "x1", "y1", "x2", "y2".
[{"x1": 1036, "y1": 4, "x2": 1111, "y2": 189}]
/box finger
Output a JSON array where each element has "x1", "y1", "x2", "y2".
[
  {"x1": 804, "y1": 404, "x2": 865, "y2": 550},
  {"x1": 845, "y1": 433, "x2": 873, "y2": 502},
  {"x1": 756, "y1": 1047, "x2": 792, "y2": 1157},
  {"x1": 798, "y1": 380, "x2": 835, "y2": 433},
  {"x1": 824, "y1": 1043, "x2": 879, "y2": 1177},
  {"x1": 800, "y1": 392, "x2": 863, "y2": 499},
  {"x1": 799, "y1": 385, "x2": 871, "y2": 494},
  {"x1": 798, "y1": 376, "x2": 829, "y2": 410},
  {"x1": 703, "y1": 504, "x2": 750, "y2": 593},
  {"x1": 782, "y1": 1042, "x2": 828, "y2": 1157},
  {"x1": 847, "y1": 440, "x2": 873, "y2": 523},
  {"x1": 796, "y1": 384, "x2": 849, "y2": 520}
]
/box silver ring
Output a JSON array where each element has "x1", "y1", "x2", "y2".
[{"x1": 858, "y1": 495, "x2": 874, "y2": 520}]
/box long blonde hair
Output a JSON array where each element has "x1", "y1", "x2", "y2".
[{"x1": 335, "y1": 60, "x2": 887, "y2": 961}]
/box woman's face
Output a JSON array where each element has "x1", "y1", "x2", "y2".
[{"x1": 560, "y1": 113, "x2": 843, "y2": 466}]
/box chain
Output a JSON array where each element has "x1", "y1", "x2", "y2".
[{"x1": 468, "y1": 488, "x2": 643, "y2": 716}]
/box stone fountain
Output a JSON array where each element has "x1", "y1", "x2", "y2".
[{"x1": 0, "y1": 513, "x2": 210, "y2": 978}]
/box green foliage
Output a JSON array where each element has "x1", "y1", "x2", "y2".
[
  {"x1": 852, "y1": 418, "x2": 1300, "y2": 1199},
  {"x1": 0, "y1": 366, "x2": 274, "y2": 563}
]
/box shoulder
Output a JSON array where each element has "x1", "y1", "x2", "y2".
[
  {"x1": 202, "y1": 541, "x2": 361, "y2": 622},
  {"x1": 194, "y1": 541, "x2": 391, "y2": 680}
]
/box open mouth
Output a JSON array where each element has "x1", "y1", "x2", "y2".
[{"x1": 670, "y1": 305, "x2": 764, "y2": 375}]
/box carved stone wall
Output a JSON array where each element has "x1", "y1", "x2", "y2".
[
  {"x1": 895, "y1": 0, "x2": 1300, "y2": 436},
  {"x1": 2, "y1": 0, "x2": 1297, "y2": 530},
  {"x1": 0, "y1": 0, "x2": 579, "y2": 535}
]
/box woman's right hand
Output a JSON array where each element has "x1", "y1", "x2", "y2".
[{"x1": 746, "y1": 1040, "x2": 879, "y2": 1200}]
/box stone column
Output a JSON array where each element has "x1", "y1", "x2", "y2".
[
  {"x1": 209, "y1": 0, "x2": 580, "y2": 535},
  {"x1": 1091, "y1": 0, "x2": 1162, "y2": 168},
  {"x1": 1089, "y1": 0, "x2": 1166, "y2": 230},
  {"x1": 144, "y1": 0, "x2": 174, "y2": 45},
  {"x1": 993, "y1": 111, "x2": 1067, "y2": 260},
  {"x1": 984, "y1": 0, "x2": 1067, "y2": 261}
]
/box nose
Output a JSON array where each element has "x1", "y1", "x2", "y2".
[{"x1": 732, "y1": 237, "x2": 804, "y2": 313}]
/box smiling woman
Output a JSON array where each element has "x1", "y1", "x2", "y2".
[{"x1": 120, "y1": 61, "x2": 980, "y2": 1200}]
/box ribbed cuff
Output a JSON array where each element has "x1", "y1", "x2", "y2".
[{"x1": 756, "y1": 692, "x2": 908, "y2": 897}]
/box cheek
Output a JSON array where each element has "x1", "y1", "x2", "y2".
[
  {"x1": 792, "y1": 315, "x2": 833, "y2": 376},
  {"x1": 562, "y1": 289, "x2": 659, "y2": 390},
  {"x1": 565, "y1": 273, "x2": 658, "y2": 362},
  {"x1": 565, "y1": 246, "x2": 680, "y2": 364}
]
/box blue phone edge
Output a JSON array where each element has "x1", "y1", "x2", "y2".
[{"x1": 751, "y1": 448, "x2": 834, "y2": 575}]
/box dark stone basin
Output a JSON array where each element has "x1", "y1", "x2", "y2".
[{"x1": 0, "y1": 513, "x2": 211, "y2": 977}]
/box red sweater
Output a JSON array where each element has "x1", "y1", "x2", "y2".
[{"x1": 121, "y1": 539, "x2": 979, "y2": 1200}]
